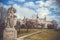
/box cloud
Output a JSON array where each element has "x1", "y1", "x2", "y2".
[
  {"x1": 34, "y1": 0, "x2": 59, "y2": 18},
  {"x1": 47, "y1": 16, "x2": 60, "y2": 26},
  {"x1": 36, "y1": 1, "x2": 51, "y2": 7},
  {"x1": 37, "y1": 8, "x2": 51, "y2": 18},
  {"x1": 35, "y1": 0, "x2": 57, "y2": 9},
  {"x1": 0, "y1": 3, "x2": 7, "y2": 20},
  {"x1": 56, "y1": 0, "x2": 60, "y2": 4},
  {"x1": 56, "y1": 7, "x2": 60, "y2": 13},
  {"x1": 0, "y1": 2, "x2": 3, "y2": 7},
  {"x1": 24, "y1": 2, "x2": 35, "y2": 7},
  {"x1": 15, "y1": 0, "x2": 25, "y2": 2},
  {"x1": 23, "y1": 1, "x2": 52, "y2": 18},
  {"x1": 3, "y1": 5, "x2": 11, "y2": 9},
  {"x1": 8, "y1": 0, "x2": 15, "y2": 5},
  {"x1": 13, "y1": 4, "x2": 36, "y2": 19}
]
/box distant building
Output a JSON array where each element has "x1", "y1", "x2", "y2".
[
  {"x1": 36, "y1": 16, "x2": 52, "y2": 28},
  {"x1": 22, "y1": 15, "x2": 57, "y2": 29}
]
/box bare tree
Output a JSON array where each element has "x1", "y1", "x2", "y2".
[
  {"x1": 52, "y1": 20, "x2": 58, "y2": 29},
  {"x1": 0, "y1": 6, "x2": 7, "y2": 40},
  {"x1": 15, "y1": 20, "x2": 21, "y2": 33}
]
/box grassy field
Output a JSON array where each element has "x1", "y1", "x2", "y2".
[
  {"x1": 24, "y1": 29, "x2": 60, "y2": 40},
  {"x1": 17, "y1": 29, "x2": 41, "y2": 37}
]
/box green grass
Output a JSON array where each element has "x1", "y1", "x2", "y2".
[
  {"x1": 17, "y1": 29, "x2": 41, "y2": 37},
  {"x1": 24, "y1": 29, "x2": 60, "y2": 40}
]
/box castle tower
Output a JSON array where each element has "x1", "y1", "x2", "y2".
[
  {"x1": 36, "y1": 13, "x2": 39, "y2": 23},
  {"x1": 3, "y1": 7, "x2": 17, "y2": 40}
]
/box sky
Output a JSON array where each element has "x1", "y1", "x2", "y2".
[{"x1": 0, "y1": 0, "x2": 60, "y2": 26}]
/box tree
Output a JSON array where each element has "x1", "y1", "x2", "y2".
[
  {"x1": 26, "y1": 21, "x2": 29, "y2": 32},
  {"x1": 52, "y1": 20, "x2": 58, "y2": 29},
  {"x1": 15, "y1": 20, "x2": 21, "y2": 33},
  {"x1": 0, "y1": 6, "x2": 7, "y2": 40},
  {"x1": 25, "y1": 20, "x2": 31, "y2": 32}
]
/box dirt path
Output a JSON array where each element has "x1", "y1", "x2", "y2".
[
  {"x1": 17, "y1": 29, "x2": 47, "y2": 40},
  {"x1": 17, "y1": 31, "x2": 41, "y2": 40}
]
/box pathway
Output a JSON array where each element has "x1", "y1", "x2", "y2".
[{"x1": 17, "y1": 29, "x2": 46, "y2": 40}]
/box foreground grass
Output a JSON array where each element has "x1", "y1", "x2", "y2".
[
  {"x1": 17, "y1": 29, "x2": 41, "y2": 37},
  {"x1": 24, "y1": 29, "x2": 60, "y2": 40}
]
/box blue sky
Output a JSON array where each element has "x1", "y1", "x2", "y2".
[{"x1": 0, "y1": 0, "x2": 60, "y2": 26}]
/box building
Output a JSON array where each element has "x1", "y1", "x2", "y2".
[
  {"x1": 22, "y1": 15, "x2": 57, "y2": 29},
  {"x1": 34, "y1": 15, "x2": 54, "y2": 29}
]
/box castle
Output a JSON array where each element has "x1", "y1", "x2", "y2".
[{"x1": 21, "y1": 15, "x2": 57, "y2": 29}]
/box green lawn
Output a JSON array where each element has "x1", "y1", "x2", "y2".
[
  {"x1": 17, "y1": 29, "x2": 41, "y2": 37},
  {"x1": 24, "y1": 29, "x2": 60, "y2": 40}
]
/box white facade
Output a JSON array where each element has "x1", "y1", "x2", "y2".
[{"x1": 36, "y1": 17, "x2": 52, "y2": 28}]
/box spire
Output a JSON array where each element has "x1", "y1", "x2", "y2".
[
  {"x1": 44, "y1": 15, "x2": 46, "y2": 21},
  {"x1": 23, "y1": 16, "x2": 26, "y2": 20},
  {"x1": 37, "y1": 13, "x2": 39, "y2": 19},
  {"x1": 23, "y1": 16, "x2": 26, "y2": 22},
  {"x1": 24, "y1": 16, "x2": 25, "y2": 19}
]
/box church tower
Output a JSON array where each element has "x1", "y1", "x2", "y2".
[
  {"x1": 36, "y1": 14, "x2": 39, "y2": 19},
  {"x1": 44, "y1": 16, "x2": 46, "y2": 21}
]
